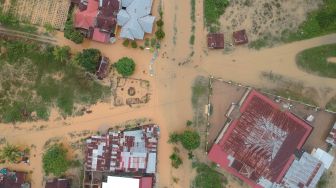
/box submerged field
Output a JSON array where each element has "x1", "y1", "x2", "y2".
[{"x1": 0, "y1": 38, "x2": 110, "y2": 123}]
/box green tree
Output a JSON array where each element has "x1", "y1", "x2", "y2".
[
  {"x1": 0, "y1": 144, "x2": 21, "y2": 163},
  {"x1": 155, "y1": 28, "x2": 165, "y2": 40},
  {"x1": 42, "y1": 144, "x2": 69, "y2": 176},
  {"x1": 170, "y1": 152, "x2": 183, "y2": 169},
  {"x1": 180, "y1": 130, "x2": 200, "y2": 150},
  {"x1": 156, "y1": 19, "x2": 164, "y2": 27},
  {"x1": 70, "y1": 31, "x2": 84, "y2": 44},
  {"x1": 114, "y1": 57, "x2": 136, "y2": 77},
  {"x1": 186, "y1": 120, "x2": 193, "y2": 127},
  {"x1": 168, "y1": 132, "x2": 180, "y2": 144},
  {"x1": 76, "y1": 49, "x2": 101, "y2": 72},
  {"x1": 53, "y1": 46, "x2": 71, "y2": 63}
]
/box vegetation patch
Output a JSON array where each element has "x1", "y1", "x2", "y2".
[
  {"x1": 170, "y1": 148, "x2": 183, "y2": 169},
  {"x1": 43, "y1": 144, "x2": 70, "y2": 176},
  {"x1": 281, "y1": 0, "x2": 336, "y2": 42},
  {"x1": 204, "y1": 0, "x2": 229, "y2": 30},
  {"x1": 64, "y1": 10, "x2": 84, "y2": 44},
  {"x1": 296, "y1": 44, "x2": 336, "y2": 78},
  {"x1": 168, "y1": 130, "x2": 201, "y2": 151},
  {"x1": 193, "y1": 163, "x2": 225, "y2": 188},
  {"x1": 326, "y1": 96, "x2": 336, "y2": 112},
  {"x1": 0, "y1": 39, "x2": 110, "y2": 122}
]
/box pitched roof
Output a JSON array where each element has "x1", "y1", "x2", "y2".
[
  {"x1": 74, "y1": 0, "x2": 99, "y2": 29},
  {"x1": 208, "y1": 90, "x2": 313, "y2": 187},
  {"x1": 92, "y1": 28, "x2": 111, "y2": 43},
  {"x1": 117, "y1": 0, "x2": 155, "y2": 40},
  {"x1": 45, "y1": 179, "x2": 71, "y2": 188},
  {"x1": 140, "y1": 177, "x2": 153, "y2": 188}
]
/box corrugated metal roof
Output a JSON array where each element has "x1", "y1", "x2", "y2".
[{"x1": 146, "y1": 153, "x2": 156, "y2": 174}]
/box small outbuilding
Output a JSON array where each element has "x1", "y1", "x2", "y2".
[
  {"x1": 96, "y1": 56, "x2": 110, "y2": 80},
  {"x1": 45, "y1": 178, "x2": 71, "y2": 188},
  {"x1": 233, "y1": 29, "x2": 248, "y2": 45},
  {"x1": 207, "y1": 33, "x2": 224, "y2": 49}
]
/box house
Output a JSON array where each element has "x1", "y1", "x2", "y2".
[
  {"x1": 45, "y1": 178, "x2": 71, "y2": 188},
  {"x1": 96, "y1": 56, "x2": 110, "y2": 79},
  {"x1": 208, "y1": 90, "x2": 313, "y2": 188},
  {"x1": 74, "y1": 0, "x2": 120, "y2": 43},
  {"x1": 102, "y1": 176, "x2": 153, "y2": 188},
  {"x1": 207, "y1": 33, "x2": 224, "y2": 49},
  {"x1": 117, "y1": 0, "x2": 155, "y2": 40},
  {"x1": 233, "y1": 29, "x2": 248, "y2": 45},
  {"x1": 0, "y1": 169, "x2": 30, "y2": 188},
  {"x1": 326, "y1": 121, "x2": 336, "y2": 147}
]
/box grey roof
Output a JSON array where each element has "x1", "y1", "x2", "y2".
[
  {"x1": 117, "y1": 0, "x2": 155, "y2": 40},
  {"x1": 281, "y1": 152, "x2": 325, "y2": 188},
  {"x1": 139, "y1": 15, "x2": 155, "y2": 33},
  {"x1": 146, "y1": 153, "x2": 156, "y2": 173}
]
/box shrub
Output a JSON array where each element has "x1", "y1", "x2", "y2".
[
  {"x1": 53, "y1": 46, "x2": 71, "y2": 63},
  {"x1": 144, "y1": 38, "x2": 150, "y2": 47},
  {"x1": 155, "y1": 28, "x2": 165, "y2": 40},
  {"x1": 131, "y1": 40, "x2": 138, "y2": 48},
  {"x1": 186, "y1": 120, "x2": 193, "y2": 127},
  {"x1": 156, "y1": 19, "x2": 164, "y2": 27},
  {"x1": 114, "y1": 57, "x2": 136, "y2": 77},
  {"x1": 170, "y1": 152, "x2": 183, "y2": 168},
  {"x1": 180, "y1": 130, "x2": 200, "y2": 150},
  {"x1": 42, "y1": 144, "x2": 69, "y2": 176},
  {"x1": 0, "y1": 144, "x2": 21, "y2": 163},
  {"x1": 123, "y1": 39, "x2": 130, "y2": 47},
  {"x1": 150, "y1": 38, "x2": 157, "y2": 47}
]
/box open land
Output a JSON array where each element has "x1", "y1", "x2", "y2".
[{"x1": 0, "y1": 0, "x2": 335, "y2": 188}]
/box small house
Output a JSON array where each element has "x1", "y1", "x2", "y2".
[
  {"x1": 207, "y1": 33, "x2": 224, "y2": 49},
  {"x1": 45, "y1": 178, "x2": 71, "y2": 188},
  {"x1": 96, "y1": 56, "x2": 110, "y2": 79},
  {"x1": 233, "y1": 29, "x2": 248, "y2": 45}
]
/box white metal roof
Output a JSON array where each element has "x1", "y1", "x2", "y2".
[
  {"x1": 146, "y1": 152, "x2": 156, "y2": 173},
  {"x1": 312, "y1": 148, "x2": 334, "y2": 169},
  {"x1": 102, "y1": 176, "x2": 139, "y2": 188}
]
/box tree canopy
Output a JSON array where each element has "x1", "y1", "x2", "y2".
[
  {"x1": 42, "y1": 144, "x2": 69, "y2": 176},
  {"x1": 76, "y1": 49, "x2": 101, "y2": 72},
  {"x1": 180, "y1": 130, "x2": 200, "y2": 150},
  {"x1": 115, "y1": 57, "x2": 136, "y2": 77}
]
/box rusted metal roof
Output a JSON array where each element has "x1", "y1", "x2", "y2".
[
  {"x1": 207, "y1": 33, "x2": 224, "y2": 49},
  {"x1": 233, "y1": 30, "x2": 248, "y2": 45},
  {"x1": 208, "y1": 90, "x2": 312, "y2": 187},
  {"x1": 84, "y1": 125, "x2": 159, "y2": 173},
  {"x1": 326, "y1": 121, "x2": 336, "y2": 147}
]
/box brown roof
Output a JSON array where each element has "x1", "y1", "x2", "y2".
[
  {"x1": 233, "y1": 29, "x2": 248, "y2": 45},
  {"x1": 96, "y1": 0, "x2": 119, "y2": 33},
  {"x1": 45, "y1": 179, "x2": 71, "y2": 188},
  {"x1": 0, "y1": 169, "x2": 29, "y2": 188},
  {"x1": 207, "y1": 33, "x2": 224, "y2": 49}
]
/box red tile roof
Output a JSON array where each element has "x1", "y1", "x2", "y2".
[
  {"x1": 207, "y1": 33, "x2": 224, "y2": 49},
  {"x1": 74, "y1": 0, "x2": 98, "y2": 30},
  {"x1": 208, "y1": 90, "x2": 312, "y2": 187},
  {"x1": 233, "y1": 29, "x2": 248, "y2": 45}
]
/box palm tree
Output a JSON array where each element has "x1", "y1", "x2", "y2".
[
  {"x1": 1, "y1": 144, "x2": 21, "y2": 163},
  {"x1": 53, "y1": 46, "x2": 71, "y2": 63}
]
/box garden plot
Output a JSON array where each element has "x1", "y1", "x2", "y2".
[{"x1": 2, "y1": 0, "x2": 70, "y2": 30}]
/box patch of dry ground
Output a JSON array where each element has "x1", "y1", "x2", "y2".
[{"x1": 219, "y1": 0, "x2": 322, "y2": 43}]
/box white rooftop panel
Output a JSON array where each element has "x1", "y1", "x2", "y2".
[{"x1": 102, "y1": 176, "x2": 139, "y2": 188}]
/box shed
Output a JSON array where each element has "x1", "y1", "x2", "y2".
[
  {"x1": 96, "y1": 57, "x2": 110, "y2": 79},
  {"x1": 207, "y1": 33, "x2": 224, "y2": 49},
  {"x1": 45, "y1": 179, "x2": 71, "y2": 188},
  {"x1": 233, "y1": 29, "x2": 248, "y2": 45}
]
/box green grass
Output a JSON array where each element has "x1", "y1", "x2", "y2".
[
  {"x1": 326, "y1": 96, "x2": 336, "y2": 112},
  {"x1": 204, "y1": 0, "x2": 229, "y2": 30},
  {"x1": 267, "y1": 89, "x2": 317, "y2": 106},
  {"x1": 281, "y1": 0, "x2": 336, "y2": 42},
  {"x1": 296, "y1": 44, "x2": 336, "y2": 78},
  {"x1": 191, "y1": 77, "x2": 209, "y2": 108},
  {"x1": 0, "y1": 39, "x2": 110, "y2": 123}
]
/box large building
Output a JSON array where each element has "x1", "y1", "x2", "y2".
[
  {"x1": 208, "y1": 90, "x2": 313, "y2": 187},
  {"x1": 84, "y1": 124, "x2": 159, "y2": 188},
  {"x1": 117, "y1": 0, "x2": 155, "y2": 40}
]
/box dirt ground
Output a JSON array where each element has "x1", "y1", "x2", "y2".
[
  {"x1": 208, "y1": 79, "x2": 248, "y2": 145},
  {"x1": 219, "y1": 0, "x2": 322, "y2": 43},
  {"x1": 0, "y1": 0, "x2": 336, "y2": 187}
]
